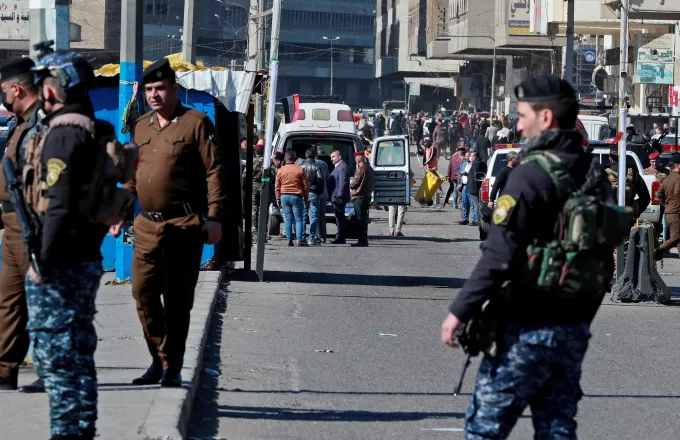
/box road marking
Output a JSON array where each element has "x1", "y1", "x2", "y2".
[
  {"x1": 378, "y1": 333, "x2": 397, "y2": 336},
  {"x1": 420, "y1": 427, "x2": 465, "y2": 432}
]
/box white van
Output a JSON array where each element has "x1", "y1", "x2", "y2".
[
  {"x1": 267, "y1": 102, "x2": 363, "y2": 236},
  {"x1": 370, "y1": 135, "x2": 411, "y2": 205},
  {"x1": 579, "y1": 115, "x2": 610, "y2": 141}
]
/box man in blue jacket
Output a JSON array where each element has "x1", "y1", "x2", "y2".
[{"x1": 327, "y1": 150, "x2": 350, "y2": 244}]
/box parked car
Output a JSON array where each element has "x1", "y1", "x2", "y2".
[{"x1": 478, "y1": 147, "x2": 659, "y2": 240}]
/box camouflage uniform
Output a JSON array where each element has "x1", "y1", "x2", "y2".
[
  {"x1": 26, "y1": 261, "x2": 103, "y2": 437},
  {"x1": 466, "y1": 323, "x2": 590, "y2": 440},
  {"x1": 251, "y1": 156, "x2": 264, "y2": 233}
]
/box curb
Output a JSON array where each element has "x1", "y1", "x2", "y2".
[{"x1": 140, "y1": 271, "x2": 222, "y2": 440}]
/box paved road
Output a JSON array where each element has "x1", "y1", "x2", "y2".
[
  {"x1": 188, "y1": 197, "x2": 680, "y2": 439},
  {"x1": 188, "y1": 148, "x2": 680, "y2": 439}
]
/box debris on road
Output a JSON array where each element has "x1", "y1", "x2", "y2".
[{"x1": 315, "y1": 349, "x2": 334, "y2": 353}]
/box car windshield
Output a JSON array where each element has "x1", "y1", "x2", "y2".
[
  {"x1": 283, "y1": 135, "x2": 357, "y2": 173},
  {"x1": 659, "y1": 136, "x2": 679, "y2": 144}
]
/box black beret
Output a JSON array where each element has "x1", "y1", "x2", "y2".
[
  {"x1": 0, "y1": 57, "x2": 35, "y2": 83},
  {"x1": 669, "y1": 153, "x2": 680, "y2": 164},
  {"x1": 514, "y1": 75, "x2": 576, "y2": 102},
  {"x1": 142, "y1": 58, "x2": 176, "y2": 85}
]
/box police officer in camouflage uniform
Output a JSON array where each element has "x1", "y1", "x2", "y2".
[
  {"x1": 24, "y1": 50, "x2": 112, "y2": 440},
  {"x1": 441, "y1": 76, "x2": 612, "y2": 439}
]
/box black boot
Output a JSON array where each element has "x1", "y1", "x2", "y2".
[
  {"x1": 79, "y1": 428, "x2": 96, "y2": 440},
  {"x1": 19, "y1": 378, "x2": 45, "y2": 393},
  {"x1": 0, "y1": 371, "x2": 17, "y2": 390},
  {"x1": 160, "y1": 369, "x2": 182, "y2": 387},
  {"x1": 132, "y1": 363, "x2": 163, "y2": 385}
]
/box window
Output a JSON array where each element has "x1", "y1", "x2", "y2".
[
  {"x1": 312, "y1": 109, "x2": 331, "y2": 121},
  {"x1": 375, "y1": 140, "x2": 406, "y2": 166}
]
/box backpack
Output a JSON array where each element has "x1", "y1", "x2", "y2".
[
  {"x1": 520, "y1": 151, "x2": 633, "y2": 300},
  {"x1": 605, "y1": 167, "x2": 638, "y2": 216},
  {"x1": 23, "y1": 114, "x2": 137, "y2": 226}
]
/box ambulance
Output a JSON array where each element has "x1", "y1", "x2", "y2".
[{"x1": 268, "y1": 102, "x2": 363, "y2": 236}]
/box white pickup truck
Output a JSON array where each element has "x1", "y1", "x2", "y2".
[{"x1": 478, "y1": 147, "x2": 660, "y2": 240}]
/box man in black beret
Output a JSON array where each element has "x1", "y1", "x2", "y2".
[
  {"x1": 442, "y1": 75, "x2": 624, "y2": 439},
  {"x1": 141, "y1": 58, "x2": 176, "y2": 86},
  {"x1": 124, "y1": 58, "x2": 225, "y2": 387},
  {"x1": 0, "y1": 56, "x2": 43, "y2": 392}
]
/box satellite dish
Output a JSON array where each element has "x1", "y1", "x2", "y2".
[{"x1": 592, "y1": 67, "x2": 608, "y2": 92}]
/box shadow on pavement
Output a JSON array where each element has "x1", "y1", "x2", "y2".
[
  {"x1": 214, "y1": 388, "x2": 680, "y2": 399},
  {"x1": 370, "y1": 236, "x2": 479, "y2": 244},
  {"x1": 264, "y1": 271, "x2": 465, "y2": 288},
  {"x1": 186, "y1": 280, "x2": 229, "y2": 438},
  {"x1": 216, "y1": 405, "x2": 465, "y2": 422}
]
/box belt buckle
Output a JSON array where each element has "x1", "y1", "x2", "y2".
[
  {"x1": 182, "y1": 203, "x2": 193, "y2": 216},
  {"x1": 150, "y1": 211, "x2": 164, "y2": 222}
]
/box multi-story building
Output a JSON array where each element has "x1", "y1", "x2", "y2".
[
  {"x1": 376, "y1": 0, "x2": 460, "y2": 113},
  {"x1": 145, "y1": 0, "x2": 379, "y2": 108}
]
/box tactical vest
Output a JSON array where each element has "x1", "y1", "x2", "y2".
[
  {"x1": 605, "y1": 167, "x2": 638, "y2": 216},
  {"x1": 520, "y1": 151, "x2": 633, "y2": 300},
  {"x1": 23, "y1": 113, "x2": 138, "y2": 226}
]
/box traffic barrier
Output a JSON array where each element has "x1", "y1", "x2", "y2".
[{"x1": 611, "y1": 224, "x2": 671, "y2": 304}]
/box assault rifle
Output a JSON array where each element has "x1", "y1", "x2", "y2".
[
  {"x1": 453, "y1": 299, "x2": 498, "y2": 396},
  {"x1": 2, "y1": 156, "x2": 42, "y2": 278}
]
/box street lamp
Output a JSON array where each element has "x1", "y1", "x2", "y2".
[
  {"x1": 434, "y1": 34, "x2": 496, "y2": 115},
  {"x1": 323, "y1": 36, "x2": 340, "y2": 95}
]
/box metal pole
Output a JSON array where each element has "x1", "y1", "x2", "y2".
[
  {"x1": 116, "y1": 0, "x2": 144, "y2": 280},
  {"x1": 565, "y1": 0, "x2": 575, "y2": 84},
  {"x1": 616, "y1": 0, "x2": 629, "y2": 278},
  {"x1": 255, "y1": 0, "x2": 282, "y2": 280},
  {"x1": 490, "y1": 43, "x2": 496, "y2": 115},
  {"x1": 254, "y1": 0, "x2": 266, "y2": 133},
  {"x1": 244, "y1": 100, "x2": 255, "y2": 271},
  {"x1": 330, "y1": 40, "x2": 334, "y2": 96},
  {"x1": 182, "y1": 0, "x2": 196, "y2": 63},
  {"x1": 29, "y1": 7, "x2": 47, "y2": 61}
]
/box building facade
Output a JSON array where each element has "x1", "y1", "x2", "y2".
[{"x1": 377, "y1": 0, "x2": 460, "y2": 114}]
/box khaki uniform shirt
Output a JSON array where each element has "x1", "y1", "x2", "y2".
[
  {"x1": 126, "y1": 104, "x2": 225, "y2": 220},
  {"x1": 0, "y1": 103, "x2": 37, "y2": 202},
  {"x1": 658, "y1": 170, "x2": 680, "y2": 215}
]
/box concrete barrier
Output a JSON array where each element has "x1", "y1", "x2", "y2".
[{"x1": 611, "y1": 224, "x2": 671, "y2": 304}]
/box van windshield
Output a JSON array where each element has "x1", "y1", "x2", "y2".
[{"x1": 283, "y1": 135, "x2": 357, "y2": 173}]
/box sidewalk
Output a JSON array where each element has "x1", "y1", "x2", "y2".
[{"x1": 0, "y1": 271, "x2": 222, "y2": 440}]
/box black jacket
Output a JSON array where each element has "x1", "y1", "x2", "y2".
[
  {"x1": 449, "y1": 130, "x2": 608, "y2": 325},
  {"x1": 466, "y1": 159, "x2": 487, "y2": 195},
  {"x1": 301, "y1": 158, "x2": 325, "y2": 195},
  {"x1": 473, "y1": 136, "x2": 491, "y2": 163},
  {"x1": 40, "y1": 103, "x2": 109, "y2": 274},
  {"x1": 489, "y1": 165, "x2": 514, "y2": 201}
]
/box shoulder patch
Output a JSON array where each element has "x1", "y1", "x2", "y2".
[
  {"x1": 493, "y1": 194, "x2": 517, "y2": 225},
  {"x1": 46, "y1": 158, "x2": 67, "y2": 187}
]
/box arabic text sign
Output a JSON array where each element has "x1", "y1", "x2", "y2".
[
  {"x1": 637, "y1": 48, "x2": 673, "y2": 63},
  {"x1": 0, "y1": 1, "x2": 29, "y2": 40},
  {"x1": 508, "y1": 0, "x2": 530, "y2": 35},
  {"x1": 635, "y1": 63, "x2": 674, "y2": 85}
]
